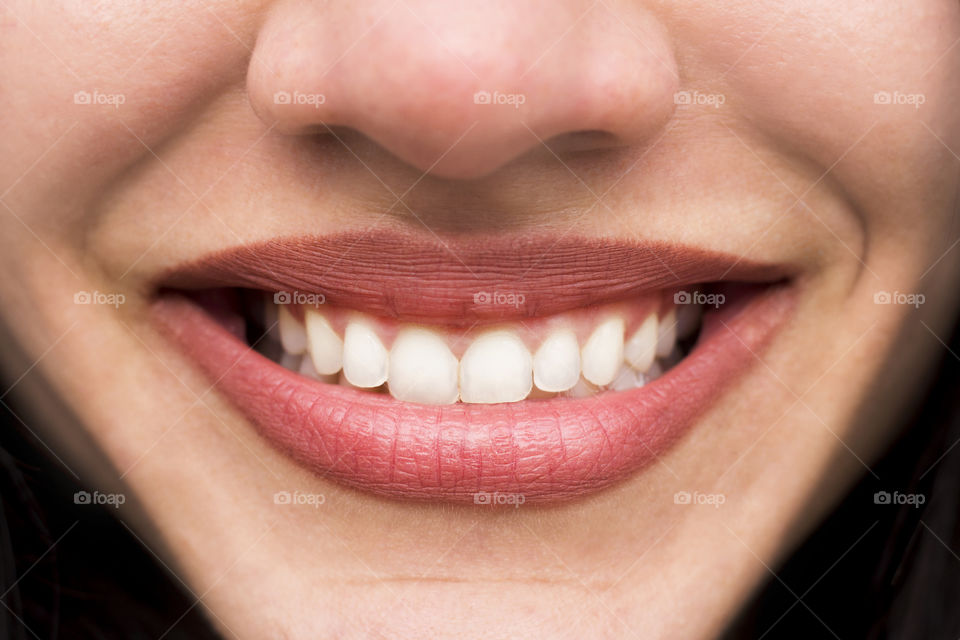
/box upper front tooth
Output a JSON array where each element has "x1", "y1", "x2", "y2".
[
  {"x1": 305, "y1": 310, "x2": 343, "y2": 375},
  {"x1": 624, "y1": 313, "x2": 657, "y2": 373},
  {"x1": 656, "y1": 308, "x2": 677, "y2": 358},
  {"x1": 388, "y1": 327, "x2": 459, "y2": 405},
  {"x1": 459, "y1": 330, "x2": 532, "y2": 403},
  {"x1": 581, "y1": 316, "x2": 625, "y2": 386},
  {"x1": 342, "y1": 320, "x2": 389, "y2": 388},
  {"x1": 533, "y1": 329, "x2": 581, "y2": 392},
  {"x1": 278, "y1": 304, "x2": 307, "y2": 354}
]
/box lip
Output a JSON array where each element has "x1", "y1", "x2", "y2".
[
  {"x1": 152, "y1": 233, "x2": 796, "y2": 503},
  {"x1": 160, "y1": 231, "x2": 789, "y2": 325}
]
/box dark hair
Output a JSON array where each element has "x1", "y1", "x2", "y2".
[
  {"x1": 2, "y1": 322, "x2": 959, "y2": 639},
  {"x1": 0, "y1": 401, "x2": 219, "y2": 638},
  {"x1": 724, "y1": 313, "x2": 960, "y2": 640}
]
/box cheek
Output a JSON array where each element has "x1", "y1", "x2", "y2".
[
  {"x1": 672, "y1": 1, "x2": 960, "y2": 232},
  {"x1": 0, "y1": 1, "x2": 259, "y2": 222}
]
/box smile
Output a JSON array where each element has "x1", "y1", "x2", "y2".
[
  {"x1": 261, "y1": 290, "x2": 685, "y2": 404},
  {"x1": 153, "y1": 232, "x2": 795, "y2": 503}
]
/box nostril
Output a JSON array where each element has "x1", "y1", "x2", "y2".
[{"x1": 247, "y1": 2, "x2": 678, "y2": 180}]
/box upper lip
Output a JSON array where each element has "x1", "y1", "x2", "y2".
[{"x1": 157, "y1": 231, "x2": 792, "y2": 324}]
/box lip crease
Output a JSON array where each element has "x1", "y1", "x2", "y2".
[{"x1": 152, "y1": 233, "x2": 796, "y2": 503}]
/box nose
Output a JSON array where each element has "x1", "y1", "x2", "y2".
[{"x1": 248, "y1": 0, "x2": 679, "y2": 180}]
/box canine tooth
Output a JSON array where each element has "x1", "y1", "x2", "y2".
[
  {"x1": 533, "y1": 329, "x2": 580, "y2": 392},
  {"x1": 581, "y1": 316, "x2": 625, "y2": 386},
  {"x1": 388, "y1": 327, "x2": 459, "y2": 405},
  {"x1": 305, "y1": 310, "x2": 343, "y2": 375},
  {"x1": 337, "y1": 371, "x2": 376, "y2": 391},
  {"x1": 459, "y1": 331, "x2": 532, "y2": 403},
  {"x1": 299, "y1": 355, "x2": 338, "y2": 384},
  {"x1": 656, "y1": 308, "x2": 677, "y2": 358},
  {"x1": 624, "y1": 313, "x2": 657, "y2": 373},
  {"x1": 278, "y1": 304, "x2": 307, "y2": 354},
  {"x1": 298, "y1": 353, "x2": 337, "y2": 383},
  {"x1": 342, "y1": 320, "x2": 389, "y2": 388}
]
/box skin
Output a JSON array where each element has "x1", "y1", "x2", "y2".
[{"x1": 2, "y1": 1, "x2": 960, "y2": 638}]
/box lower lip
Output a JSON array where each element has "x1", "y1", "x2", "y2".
[{"x1": 153, "y1": 286, "x2": 794, "y2": 503}]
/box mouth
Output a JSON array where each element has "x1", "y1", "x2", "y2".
[{"x1": 152, "y1": 232, "x2": 796, "y2": 503}]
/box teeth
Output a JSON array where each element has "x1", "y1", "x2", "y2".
[
  {"x1": 610, "y1": 365, "x2": 644, "y2": 391},
  {"x1": 581, "y1": 316, "x2": 625, "y2": 386},
  {"x1": 278, "y1": 305, "x2": 307, "y2": 354},
  {"x1": 533, "y1": 329, "x2": 581, "y2": 392},
  {"x1": 388, "y1": 327, "x2": 459, "y2": 405},
  {"x1": 269, "y1": 296, "x2": 701, "y2": 404},
  {"x1": 342, "y1": 320, "x2": 389, "y2": 388},
  {"x1": 305, "y1": 310, "x2": 343, "y2": 375},
  {"x1": 656, "y1": 308, "x2": 677, "y2": 358},
  {"x1": 624, "y1": 313, "x2": 657, "y2": 373},
  {"x1": 459, "y1": 331, "x2": 533, "y2": 403},
  {"x1": 643, "y1": 361, "x2": 664, "y2": 384},
  {"x1": 563, "y1": 376, "x2": 601, "y2": 398},
  {"x1": 279, "y1": 351, "x2": 302, "y2": 371},
  {"x1": 299, "y1": 353, "x2": 319, "y2": 379},
  {"x1": 299, "y1": 353, "x2": 338, "y2": 384},
  {"x1": 338, "y1": 370, "x2": 368, "y2": 391},
  {"x1": 528, "y1": 386, "x2": 558, "y2": 400}
]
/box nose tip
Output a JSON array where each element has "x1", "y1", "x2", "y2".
[{"x1": 247, "y1": 1, "x2": 679, "y2": 180}]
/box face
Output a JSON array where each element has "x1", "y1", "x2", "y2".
[{"x1": 2, "y1": 1, "x2": 959, "y2": 637}]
